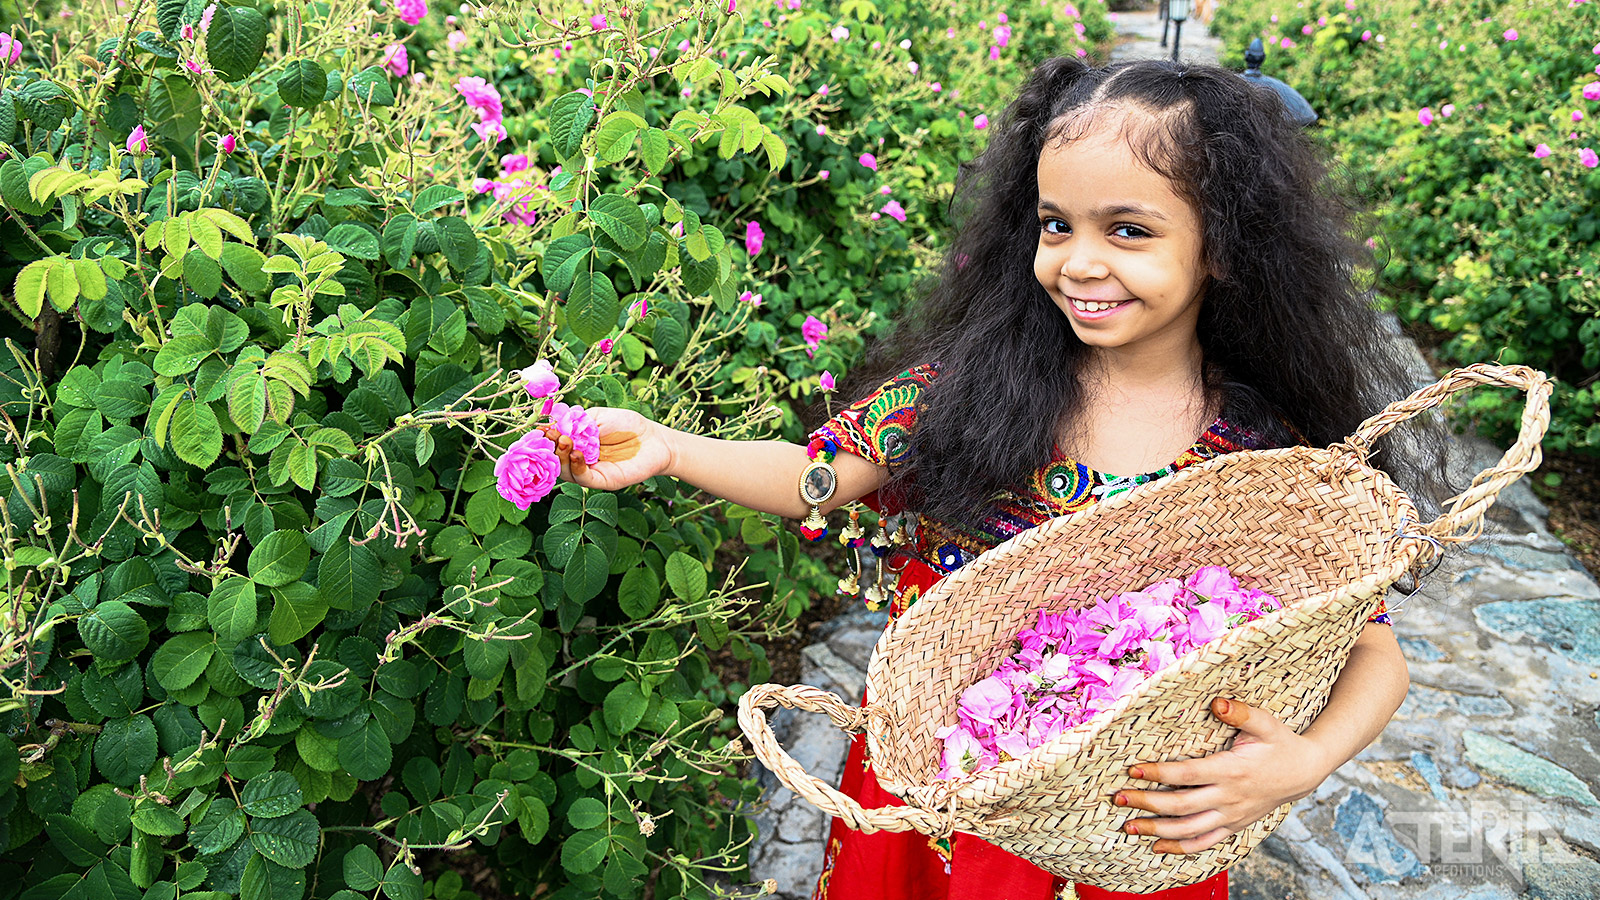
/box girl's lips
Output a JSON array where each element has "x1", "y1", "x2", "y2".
[{"x1": 1066, "y1": 297, "x2": 1133, "y2": 321}]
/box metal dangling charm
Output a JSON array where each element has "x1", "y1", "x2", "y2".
[
  {"x1": 836, "y1": 548, "x2": 861, "y2": 596},
  {"x1": 840, "y1": 507, "x2": 867, "y2": 548}
]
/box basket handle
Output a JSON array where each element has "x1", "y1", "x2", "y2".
[
  {"x1": 1335, "y1": 363, "x2": 1553, "y2": 547},
  {"x1": 737, "y1": 683, "x2": 957, "y2": 836}
]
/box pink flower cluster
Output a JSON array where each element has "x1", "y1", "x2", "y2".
[
  {"x1": 937, "y1": 566, "x2": 1283, "y2": 779},
  {"x1": 455, "y1": 76, "x2": 506, "y2": 144},
  {"x1": 472, "y1": 153, "x2": 542, "y2": 225},
  {"x1": 392, "y1": 0, "x2": 427, "y2": 26},
  {"x1": 494, "y1": 365, "x2": 601, "y2": 509}
]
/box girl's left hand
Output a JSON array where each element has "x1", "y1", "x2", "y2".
[{"x1": 1113, "y1": 697, "x2": 1331, "y2": 855}]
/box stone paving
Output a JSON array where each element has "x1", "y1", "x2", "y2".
[{"x1": 745, "y1": 11, "x2": 1600, "y2": 900}]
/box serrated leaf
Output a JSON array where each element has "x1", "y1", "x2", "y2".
[
  {"x1": 567, "y1": 797, "x2": 607, "y2": 831},
  {"x1": 665, "y1": 552, "x2": 707, "y2": 602},
  {"x1": 640, "y1": 128, "x2": 670, "y2": 173},
  {"x1": 603, "y1": 681, "x2": 647, "y2": 735},
  {"x1": 540, "y1": 234, "x2": 591, "y2": 294},
  {"x1": 47, "y1": 813, "x2": 110, "y2": 866},
  {"x1": 249, "y1": 530, "x2": 309, "y2": 587},
  {"x1": 189, "y1": 798, "x2": 245, "y2": 854},
  {"x1": 95, "y1": 715, "x2": 159, "y2": 786},
  {"x1": 342, "y1": 845, "x2": 383, "y2": 892},
  {"x1": 207, "y1": 576, "x2": 258, "y2": 644},
  {"x1": 413, "y1": 185, "x2": 464, "y2": 214},
  {"x1": 382, "y1": 215, "x2": 419, "y2": 268},
  {"x1": 79, "y1": 600, "x2": 150, "y2": 662},
  {"x1": 207, "y1": 6, "x2": 267, "y2": 82},
  {"x1": 560, "y1": 828, "x2": 609, "y2": 875},
  {"x1": 435, "y1": 216, "x2": 479, "y2": 270},
  {"x1": 169, "y1": 394, "x2": 224, "y2": 467},
  {"x1": 250, "y1": 808, "x2": 320, "y2": 867},
  {"x1": 14, "y1": 258, "x2": 50, "y2": 318},
  {"x1": 588, "y1": 195, "x2": 647, "y2": 251},
  {"x1": 317, "y1": 540, "x2": 379, "y2": 611},
  {"x1": 337, "y1": 719, "x2": 391, "y2": 781},
  {"x1": 268, "y1": 582, "x2": 327, "y2": 644},
  {"x1": 617, "y1": 567, "x2": 660, "y2": 620},
  {"x1": 547, "y1": 91, "x2": 597, "y2": 159},
  {"x1": 133, "y1": 802, "x2": 185, "y2": 836},
  {"x1": 566, "y1": 270, "x2": 619, "y2": 344},
  {"x1": 152, "y1": 631, "x2": 216, "y2": 692},
  {"x1": 240, "y1": 771, "x2": 303, "y2": 818},
  {"x1": 324, "y1": 223, "x2": 380, "y2": 260},
  {"x1": 277, "y1": 59, "x2": 327, "y2": 109},
  {"x1": 347, "y1": 67, "x2": 396, "y2": 107},
  {"x1": 153, "y1": 333, "x2": 216, "y2": 376},
  {"x1": 228, "y1": 368, "x2": 268, "y2": 433}
]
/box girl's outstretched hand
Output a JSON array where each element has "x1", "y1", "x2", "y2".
[
  {"x1": 548, "y1": 406, "x2": 674, "y2": 492},
  {"x1": 1112, "y1": 697, "x2": 1330, "y2": 855}
]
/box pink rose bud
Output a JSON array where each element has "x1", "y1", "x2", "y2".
[
  {"x1": 1417, "y1": 107, "x2": 1434, "y2": 126},
  {"x1": 820, "y1": 371, "x2": 836, "y2": 391},
  {"x1": 598, "y1": 338, "x2": 614, "y2": 354},
  {"x1": 219, "y1": 134, "x2": 236, "y2": 154},
  {"x1": 1533, "y1": 143, "x2": 1552, "y2": 158},
  {"x1": 1503, "y1": 28, "x2": 1518, "y2": 41},
  {"x1": 126, "y1": 124, "x2": 149, "y2": 153},
  {"x1": 726, "y1": 0, "x2": 736, "y2": 12},
  {"x1": 974, "y1": 114, "x2": 989, "y2": 130},
  {"x1": 858, "y1": 152, "x2": 877, "y2": 171}
]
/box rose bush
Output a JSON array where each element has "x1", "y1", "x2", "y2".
[
  {"x1": 1210, "y1": 0, "x2": 1600, "y2": 456},
  {"x1": 0, "y1": 1, "x2": 1114, "y2": 898}
]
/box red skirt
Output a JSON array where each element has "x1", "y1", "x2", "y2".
[
  {"x1": 809, "y1": 729, "x2": 1228, "y2": 900},
  {"x1": 809, "y1": 551, "x2": 1227, "y2": 900}
]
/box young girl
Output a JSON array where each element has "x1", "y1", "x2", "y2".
[{"x1": 558, "y1": 58, "x2": 1437, "y2": 900}]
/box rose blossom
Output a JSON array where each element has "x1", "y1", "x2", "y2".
[
  {"x1": 801, "y1": 315, "x2": 827, "y2": 356},
  {"x1": 518, "y1": 360, "x2": 560, "y2": 400},
  {"x1": 495, "y1": 431, "x2": 561, "y2": 509},
  {"x1": 548, "y1": 402, "x2": 601, "y2": 465}
]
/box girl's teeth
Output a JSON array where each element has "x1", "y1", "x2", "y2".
[{"x1": 1074, "y1": 299, "x2": 1121, "y2": 312}]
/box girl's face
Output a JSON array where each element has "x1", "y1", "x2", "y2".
[{"x1": 1033, "y1": 115, "x2": 1207, "y2": 362}]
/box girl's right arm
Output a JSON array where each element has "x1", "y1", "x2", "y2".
[{"x1": 562, "y1": 406, "x2": 888, "y2": 519}]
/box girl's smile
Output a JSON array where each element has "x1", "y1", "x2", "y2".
[{"x1": 1033, "y1": 111, "x2": 1208, "y2": 361}]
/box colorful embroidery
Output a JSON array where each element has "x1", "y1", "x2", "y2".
[
  {"x1": 813, "y1": 366, "x2": 1391, "y2": 625},
  {"x1": 811, "y1": 836, "x2": 843, "y2": 900},
  {"x1": 929, "y1": 835, "x2": 953, "y2": 875}
]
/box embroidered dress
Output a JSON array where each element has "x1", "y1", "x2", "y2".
[{"x1": 806, "y1": 365, "x2": 1387, "y2": 900}]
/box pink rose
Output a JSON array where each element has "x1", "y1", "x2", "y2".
[
  {"x1": 858, "y1": 152, "x2": 877, "y2": 171},
  {"x1": 974, "y1": 114, "x2": 989, "y2": 130},
  {"x1": 126, "y1": 125, "x2": 149, "y2": 153},
  {"x1": 548, "y1": 401, "x2": 601, "y2": 465},
  {"x1": 518, "y1": 360, "x2": 560, "y2": 399},
  {"x1": 1185, "y1": 565, "x2": 1240, "y2": 601},
  {"x1": 381, "y1": 43, "x2": 408, "y2": 78},
  {"x1": 819, "y1": 370, "x2": 836, "y2": 391},
  {"x1": 801, "y1": 315, "x2": 828, "y2": 356},
  {"x1": 1585, "y1": 82, "x2": 1600, "y2": 101},
  {"x1": 0, "y1": 31, "x2": 23, "y2": 65},
  {"x1": 880, "y1": 200, "x2": 907, "y2": 222},
  {"x1": 745, "y1": 220, "x2": 765, "y2": 257},
  {"x1": 957, "y1": 676, "x2": 1013, "y2": 726},
  {"x1": 392, "y1": 0, "x2": 427, "y2": 25},
  {"x1": 495, "y1": 431, "x2": 561, "y2": 509},
  {"x1": 1534, "y1": 143, "x2": 1553, "y2": 158},
  {"x1": 1418, "y1": 107, "x2": 1435, "y2": 126}
]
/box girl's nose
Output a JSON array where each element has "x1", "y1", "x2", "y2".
[{"x1": 1061, "y1": 239, "x2": 1109, "y2": 282}]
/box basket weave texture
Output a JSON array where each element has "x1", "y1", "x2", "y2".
[{"x1": 739, "y1": 364, "x2": 1553, "y2": 893}]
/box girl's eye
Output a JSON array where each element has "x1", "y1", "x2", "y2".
[
  {"x1": 1112, "y1": 224, "x2": 1151, "y2": 239},
  {"x1": 1040, "y1": 218, "x2": 1070, "y2": 235}
]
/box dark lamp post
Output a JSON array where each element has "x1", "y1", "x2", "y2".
[
  {"x1": 1160, "y1": 0, "x2": 1170, "y2": 48},
  {"x1": 1169, "y1": 0, "x2": 1192, "y2": 62}
]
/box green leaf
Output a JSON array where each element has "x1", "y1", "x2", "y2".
[
  {"x1": 566, "y1": 797, "x2": 607, "y2": 831},
  {"x1": 641, "y1": 128, "x2": 670, "y2": 173},
  {"x1": 324, "y1": 223, "x2": 381, "y2": 261},
  {"x1": 78, "y1": 600, "x2": 150, "y2": 662},
  {"x1": 152, "y1": 631, "x2": 216, "y2": 692},
  {"x1": 382, "y1": 863, "x2": 423, "y2": 900},
  {"x1": 189, "y1": 798, "x2": 245, "y2": 854},
  {"x1": 337, "y1": 719, "x2": 391, "y2": 781},
  {"x1": 435, "y1": 216, "x2": 479, "y2": 270},
  {"x1": 548, "y1": 91, "x2": 597, "y2": 159},
  {"x1": 593, "y1": 115, "x2": 640, "y2": 163},
  {"x1": 95, "y1": 715, "x2": 158, "y2": 786},
  {"x1": 382, "y1": 215, "x2": 419, "y2": 269},
  {"x1": 588, "y1": 195, "x2": 647, "y2": 251},
  {"x1": 169, "y1": 395, "x2": 224, "y2": 468},
  {"x1": 564, "y1": 543, "x2": 609, "y2": 604},
  {"x1": 156, "y1": 0, "x2": 188, "y2": 39},
  {"x1": 249, "y1": 530, "x2": 310, "y2": 587},
  {"x1": 347, "y1": 67, "x2": 396, "y2": 107},
  {"x1": 566, "y1": 271, "x2": 619, "y2": 344},
  {"x1": 541, "y1": 234, "x2": 591, "y2": 294},
  {"x1": 277, "y1": 60, "x2": 327, "y2": 109},
  {"x1": 317, "y1": 540, "x2": 379, "y2": 611},
  {"x1": 617, "y1": 566, "x2": 659, "y2": 620},
  {"x1": 148, "y1": 73, "x2": 201, "y2": 145},
  {"x1": 240, "y1": 771, "x2": 303, "y2": 818},
  {"x1": 82, "y1": 660, "x2": 144, "y2": 718},
  {"x1": 47, "y1": 813, "x2": 110, "y2": 867},
  {"x1": 665, "y1": 551, "x2": 708, "y2": 602},
  {"x1": 560, "y1": 828, "x2": 609, "y2": 875},
  {"x1": 208, "y1": 577, "x2": 258, "y2": 644},
  {"x1": 153, "y1": 333, "x2": 216, "y2": 376},
  {"x1": 342, "y1": 845, "x2": 383, "y2": 892},
  {"x1": 250, "y1": 808, "x2": 320, "y2": 867},
  {"x1": 414, "y1": 185, "x2": 464, "y2": 214},
  {"x1": 133, "y1": 802, "x2": 186, "y2": 836},
  {"x1": 14, "y1": 259, "x2": 49, "y2": 318},
  {"x1": 461, "y1": 635, "x2": 510, "y2": 681},
  {"x1": 268, "y1": 582, "x2": 327, "y2": 644},
  {"x1": 221, "y1": 243, "x2": 270, "y2": 293},
  {"x1": 207, "y1": 6, "x2": 268, "y2": 82},
  {"x1": 228, "y1": 368, "x2": 268, "y2": 433},
  {"x1": 603, "y1": 681, "x2": 648, "y2": 735},
  {"x1": 650, "y1": 315, "x2": 687, "y2": 365}
]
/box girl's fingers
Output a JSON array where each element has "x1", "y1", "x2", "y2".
[
  {"x1": 1114, "y1": 787, "x2": 1215, "y2": 817},
  {"x1": 1152, "y1": 827, "x2": 1233, "y2": 856},
  {"x1": 1123, "y1": 810, "x2": 1228, "y2": 841},
  {"x1": 1128, "y1": 758, "x2": 1227, "y2": 787}
]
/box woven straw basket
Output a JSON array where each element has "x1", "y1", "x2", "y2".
[{"x1": 738, "y1": 363, "x2": 1553, "y2": 893}]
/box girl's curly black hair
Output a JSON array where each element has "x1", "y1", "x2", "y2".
[{"x1": 842, "y1": 57, "x2": 1448, "y2": 526}]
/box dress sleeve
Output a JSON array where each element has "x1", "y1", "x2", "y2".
[{"x1": 808, "y1": 364, "x2": 935, "y2": 467}]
